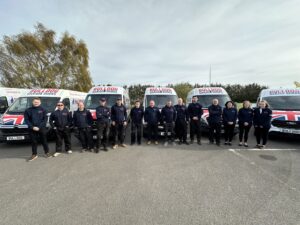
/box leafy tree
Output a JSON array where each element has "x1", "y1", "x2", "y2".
[{"x1": 0, "y1": 23, "x2": 92, "y2": 92}]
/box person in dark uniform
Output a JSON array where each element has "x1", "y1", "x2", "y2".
[
  {"x1": 49, "y1": 101, "x2": 73, "y2": 157},
  {"x1": 130, "y1": 100, "x2": 144, "y2": 145},
  {"x1": 24, "y1": 97, "x2": 51, "y2": 161},
  {"x1": 238, "y1": 100, "x2": 253, "y2": 147},
  {"x1": 188, "y1": 96, "x2": 203, "y2": 145},
  {"x1": 111, "y1": 97, "x2": 127, "y2": 149},
  {"x1": 144, "y1": 100, "x2": 160, "y2": 145},
  {"x1": 223, "y1": 101, "x2": 238, "y2": 146},
  {"x1": 253, "y1": 100, "x2": 272, "y2": 149},
  {"x1": 161, "y1": 100, "x2": 177, "y2": 146},
  {"x1": 174, "y1": 98, "x2": 189, "y2": 145},
  {"x1": 95, "y1": 98, "x2": 110, "y2": 153},
  {"x1": 208, "y1": 99, "x2": 223, "y2": 146},
  {"x1": 73, "y1": 101, "x2": 94, "y2": 152}
]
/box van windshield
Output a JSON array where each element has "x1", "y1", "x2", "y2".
[
  {"x1": 262, "y1": 96, "x2": 300, "y2": 110},
  {"x1": 146, "y1": 95, "x2": 178, "y2": 108},
  {"x1": 0, "y1": 96, "x2": 8, "y2": 113},
  {"x1": 85, "y1": 94, "x2": 122, "y2": 109},
  {"x1": 194, "y1": 95, "x2": 231, "y2": 108},
  {"x1": 7, "y1": 97, "x2": 61, "y2": 114}
]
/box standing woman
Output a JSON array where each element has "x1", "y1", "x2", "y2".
[
  {"x1": 253, "y1": 100, "x2": 272, "y2": 149},
  {"x1": 238, "y1": 100, "x2": 253, "y2": 147},
  {"x1": 223, "y1": 101, "x2": 238, "y2": 146}
]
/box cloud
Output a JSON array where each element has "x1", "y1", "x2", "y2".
[{"x1": 1, "y1": 0, "x2": 300, "y2": 87}]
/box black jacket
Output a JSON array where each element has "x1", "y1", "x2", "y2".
[
  {"x1": 73, "y1": 109, "x2": 93, "y2": 128},
  {"x1": 174, "y1": 104, "x2": 189, "y2": 121},
  {"x1": 130, "y1": 107, "x2": 144, "y2": 124},
  {"x1": 49, "y1": 108, "x2": 72, "y2": 129},
  {"x1": 24, "y1": 106, "x2": 47, "y2": 129},
  {"x1": 253, "y1": 108, "x2": 272, "y2": 128},
  {"x1": 144, "y1": 106, "x2": 161, "y2": 124},
  {"x1": 111, "y1": 104, "x2": 127, "y2": 123},
  {"x1": 187, "y1": 103, "x2": 203, "y2": 120},
  {"x1": 161, "y1": 105, "x2": 177, "y2": 123},
  {"x1": 96, "y1": 105, "x2": 110, "y2": 123},
  {"x1": 238, "y1": 108, "x2": 254, "y2": 125},
  {"x1": 223, "y1": 107, "x2": 238, "y2": 124},
  {"x1": 207, "y1": 104, "x2": 223, "y2": 124}
]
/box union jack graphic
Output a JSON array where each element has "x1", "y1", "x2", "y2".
[
  {"x1": 272, "y1": 111, "x2": 300, "y2": 121},
  {"x1": 2, "y1": 115, "x2": 25, "y2": 125}
]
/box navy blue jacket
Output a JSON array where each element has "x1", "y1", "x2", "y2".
[
  {"x1": 223, "y1": 107, "x2": 238, "y2": 124},
  {"x1": 49, "y1": 108, "x2": 72, "y2": 128},
  {"x1": 253, "y1": 108, "x2": 272, "y2": 128},
  {"x1": 238, "y1": 108, "x2": 254, "y2": 125},
  {"x1": 174, "y1": 104, "x2": 189, "y2": 121},
  {"x1": 96, "y1": 105, "x2": 110, "y2": 123},
  {"x1": 73, "y1": 109, "x2": 93, "y2": 128},
  {"x1": 111, "y1": 104, "x2": 127, "y2": 123},
  {"x1": 207, "y1": 104, "x2": 223, "y2": 124},
  {"x1": 130, "y1": 107, "x2": 144, "y2": 124},
  {"x1": 144, "y1": 106, "x2": 161, "y2": 124},
  {"x1": 161, "y1": 105, "x2": 177, "y2": 123},
  {"x1": 24, "y1": 106, "x2": 47, "y2": 129},
  {"x1": 187, "y1": 103, "x2": 203, "y2": 120}
]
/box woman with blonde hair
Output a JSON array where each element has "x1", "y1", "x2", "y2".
[
  {"x1": 253, "y1": 100, "x2": 272, "y2": 149},
  {"x1": 238, "y1": 100, "x2": 253, "y2": 147}
]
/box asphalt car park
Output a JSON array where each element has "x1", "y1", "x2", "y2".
[{"x1": 0, "y1": 130, "x2": 299, "y2": 225}]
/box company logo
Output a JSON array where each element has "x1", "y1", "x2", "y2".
[
  {"x1": 149, "y1": 88, "x2": 172, "y2": 94},
  {"x1": 92, "y1": 87, "x2": 118, "y2": 93},
  {"x1": 198, "y1": 88, "x2": 223, "y2": 94},
  {"x1": 27, "y1": 89, "x2": 59, "y2": 96}
]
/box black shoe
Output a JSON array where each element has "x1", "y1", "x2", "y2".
[
  {"x1": 228, "y1": 142, "x2": 232, "y2": 146},
  {"x1": 197, "y1": 141, "x2": 202, "y2": 145},
  {"x1": 224, "y1": 142, "x2": 228, "y2": 145},
  {"x1": 183, "y1": 141, "x2": 190, "y2": 145},
  {"x1": 95, "y1": 148, "x2": 99, "y2": 153},
  {"x1": 103, "y1": 146, "x2": 108, "y2": 151}
]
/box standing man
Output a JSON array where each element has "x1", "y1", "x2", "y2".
[
  {"x1": 49, "y1": 101, "x2": 73, "y2": 157},
  {"x1": 174, "y1": 98, "x2": 189, "y2": 145},
  {"x1": 144, "y1": 100, "x2": 160, "y2": 145},
  {"x1": 73, "y1": 101, "x2": 94, "y2": 152},
  {"x1": 161, "y1": 100, "x2": 177, "y2": 146},
  {"x1": 111, "y1": 97, "x2": 127, "y2": 149},
  {"x1": 95, "y1": 98, "x2": 110, "y2": 153},
  {"x1": 24, "y1": 97, "x2": 51, "y2": 161},
  {"x1": 130, "y1": 100, "x2": 144, "y2": 145},
  {"x1": 188, "y1": 96, "x2": 203, "y2": 145},
  {"x1": 208, "y1": 99, "x2": 223, "y2": 146}
]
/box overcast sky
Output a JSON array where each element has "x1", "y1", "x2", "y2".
[{"x1": 1, "y1": 0, "x2": 300, "y2": 87}]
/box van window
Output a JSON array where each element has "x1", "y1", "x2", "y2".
[
  {"x1": 193, "y1": 95, "x2": 231, "y2": 108},
  {"x1": 85, "y1": 94, "x2": 122, "y2": 109},
  {"x1": 62, "y1": 98, "x2": 70, "y2": 109},
  {"x1": 0, "y1": 96, "x2": 8, "y2": 113},
  {"x1": 146, "y1": 95, "x2": 178, "y2": 109},
  {"x1": 7, "y1": 97, "x2": 60, "y2": 114},
  {"x1": 262, "y1": 96, "x2": 300, "y2": 110}
]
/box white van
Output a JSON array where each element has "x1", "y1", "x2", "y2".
[
  {"x1": 186, "y1": 87, "x2": 234, "y2": 132},
  {"x1": 84, "y1": 86, "x2": 131, "y2": 139},
  {"x1": 0, "y1": 88, "x2": 87, "y2": 142},
  {"x1": 0, "y1": 88, "x2": 28, "y2": 116},
  {"x1": 257, "y1": 88, "x2": 300, "y2": 135},
  {"x1": 143, "y1": 87, "x2": 178, "y2": 136}
]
